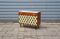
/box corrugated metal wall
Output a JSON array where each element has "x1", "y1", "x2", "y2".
[{"x1": 0, "y1": 0, "x2": 60, "y2": 22}]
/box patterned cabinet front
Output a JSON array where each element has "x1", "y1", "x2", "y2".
[{"x1": 18, "y1": 11, "x2": 41, "y2": 28}]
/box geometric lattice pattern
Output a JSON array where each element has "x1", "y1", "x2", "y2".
[
  {"x1": 18, "y1": 11, "x2": 41, "y2": 28},
  {"x1": 19, "y1": 15, "x2": 37, "y2": 26}
]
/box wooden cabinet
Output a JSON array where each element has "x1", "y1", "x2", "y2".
[{"x1": 18, "y1": 11, "x2": 41, "y2": 28}]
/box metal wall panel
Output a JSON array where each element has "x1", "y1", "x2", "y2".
[{"x1": 0, "y1": 0, "x2": 60, "y2": 22}]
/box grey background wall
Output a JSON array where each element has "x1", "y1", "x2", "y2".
[{"x1": 0, "y1": 0, "x2": 60, "y2": 22}]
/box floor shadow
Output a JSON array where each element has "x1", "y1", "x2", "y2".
[{"x1": 20, "y1": 25, "x2": 40, "y2": 29}]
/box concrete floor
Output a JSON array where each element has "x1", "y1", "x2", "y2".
[{"x1": 0, "y1": 22, "x2": 60, "y2": 39}]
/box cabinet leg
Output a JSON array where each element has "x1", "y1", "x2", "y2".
[
  {"x1": 35, "y1": 26, "x2": 40, "y2": 29},
  {"x1": 20, "y1": 23, "x2": 24, "y2": 27}
]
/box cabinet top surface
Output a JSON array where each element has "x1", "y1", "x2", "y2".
[{"x1": 19, "y1": 10, "x2": 40, "y2": 13}]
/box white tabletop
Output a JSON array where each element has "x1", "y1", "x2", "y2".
[{"x1": 19, "y1": 10, "x2": 40, "y2": 13}]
